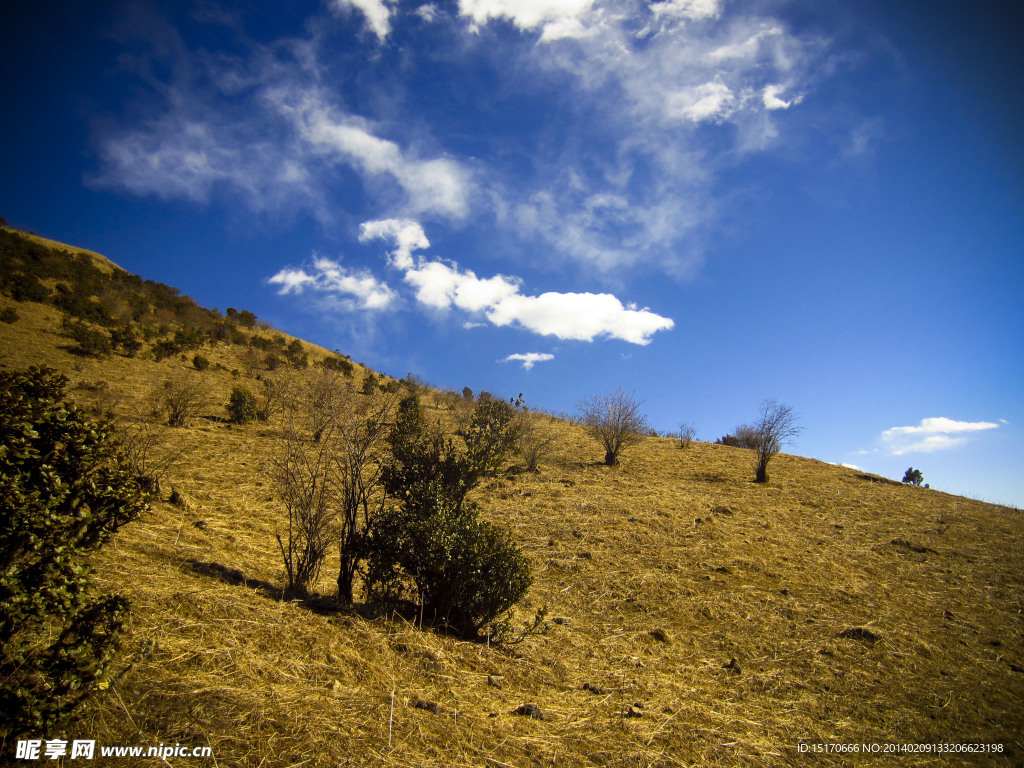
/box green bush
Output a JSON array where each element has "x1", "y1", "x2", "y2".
[
  {"x1": 0, "y1": 306, "x2": 19, "y2": 323},
  {"x1": 62, "y1": 318, "x2": 113, "y2": 357},
  {"x1": 227, "y1": 385, "x2": 259, "y2": 424},
  {"x1": 192, "y1": 354, "x2": 211, "y2": 371},
  {"x1": 109, "y1": 325, "x2": 143, "y2": 357},
  {"x1": 366, "y1": 395, "x2": 530, "y2": 637},
  {"x1": 902, "y1": 467, "x2": 924, "y2": 486},
  {"x1": 319, "y1": 355, "x2": 354, "y2": 376},
  {"x1": 0, "y1": 367, "x2": 147, "y2": 738}
]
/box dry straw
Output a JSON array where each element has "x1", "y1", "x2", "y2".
[{"x1": 1, "y1": 295, "x2": 1022, "y2": 767}]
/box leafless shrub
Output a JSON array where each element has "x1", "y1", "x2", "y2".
[
  {"x1": 677, "y1": 422, "x2": 698, "y2": 449},
  {"x1": 160, "y1": 371, "x2": 207, "y2": 427},
  {"x1": 752, "y1": 399, "x2": 801, "y2": 483},
  {"x1": 516, "y1": 412, "x2": 557, "y2": 472},
  {"x1": 115, "y1": 410, "x2": 186, "y2": 496},
  {"x1": 274, "y1": 408, "x2": 337, "y2": 599},
  {"x1": 273, "y1": 375, "x2": 394, "y2": 602},
  {"x1": 734, "y1": 424, "x2": 761, "y2": 450},
  {"x1": 577, "y1": 389, "x2": 648, "y2": 466},
  {"x1": 256, "y1": 376, "x2": 287, "y2": 423}
]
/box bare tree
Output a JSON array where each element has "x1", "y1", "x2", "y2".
[
  {"x1": 752, "y1": 399, "x2": 801, "y2": 483},
  {"x1": 273, "y1": 372, "x2": 393, "y2": 603},
  {"x1": 332, "y1": 390, "x2": 393, "y2": 605},
  {"x1": 578, "y1": 389, "x2": 648, "y2": 466},
  {"x1": 160, "y1": 371, "x2": 206, "y2": 427},
  {"x1": 516, "y1": 411, "x2": 557, "y2": 471},
  {"x1": 274, "y1": 406, "x2": 337, "y2": 598},
  {"x1": 677, "y1": 422, "x2": 698, "y2": 449}
]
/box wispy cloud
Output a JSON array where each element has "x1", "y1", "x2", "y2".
[
  {"x1": 268, "y1": 255, "x2": 397, "y2": 310},
  {"x1": 89, "y1": 9, "x2": 473, "y2": 223},
  {"x1": 881, "y1": 417, "x2": 1000, "y2": 455},
  {"x1": 503, "y1": 352, "x2": 555, "y2": 370},
  {"x1": 360, "y1": 219, "x2": 674, "y2": 344},
  {"x1": 90, "y1": 1, "x2": 836, "y2": 275}
]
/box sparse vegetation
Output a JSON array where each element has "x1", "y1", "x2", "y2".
[
  {"x1": 0, "y1": 231, "x2": 1020, "y2": 767},
  {"x1": 578, "y1": 388, "x2": 649, "y2": 465}
]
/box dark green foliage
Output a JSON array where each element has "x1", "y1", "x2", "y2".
[
  {"x1": 462, "y1": 386, "x2": 474, "y2": 401},
  {"x1": 319, "y1": 355, "x2": 354, "y2": 376},
  {"x1": 227, "y1": 386, "x2": 259, "y2": 424},
  {"x1": 173, "y1": 325, "x2": 206, "y2": 351},
  {"x1": 285, "y1": 339, "x2": 308, "y2": 368},
  {"x1": 234, "y1": 309, "x2": 258, "y2": 327},
  {"x1": 715, "y1": 434, "x2": 741, "y2": 447},
  {"x1": 367, "y1": 396, "x2": 530, "y2": 637},
  {"x1": 361, "y1": 373, "x2": 379, "y2": 395},
  {"x1": 193, "y1": 354, "x2": 211, "y2": 371},
  {"x1": 151, "y1": 338, "x2": 180, "y2": 362},
  {"x1": 61, "y1": 318, "x2": 113, "y2": 357},
  {"x1": 0, "y1": 367, "x2": 146, "y2": 737},
  {"x1": 902, "y1": 467, "x2": 924, "y2": 486},
  {"x1": 0, "y1": 228, "x2": 221, "y2": 336},
  {"x1": 109, "y1": 325, "x2": 143, "y2": 357},
  {"x1": 0, "y1": 306, "x2": 19, "y2": 323},
  {"x1": 52, "y1": 282, "x2": 113, "y2": 326},
  {"x1": 8, "y1": 271, "x2": 50, "y2": 302}
]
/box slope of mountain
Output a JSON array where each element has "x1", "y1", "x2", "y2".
[{"x1": 1, "y1": 229, "x2": 1021, "y2": 767}]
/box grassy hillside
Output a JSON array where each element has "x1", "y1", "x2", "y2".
[{"x1": 1, "y1": 230, "x2": 1022, "y2": 766}]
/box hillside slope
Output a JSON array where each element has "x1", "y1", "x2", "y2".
[{"x1": 1, "y1": 231, "x2": 1021, "y2": 767}]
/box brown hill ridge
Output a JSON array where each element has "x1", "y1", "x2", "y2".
[{"x1": 1, "y1": 229, "x2": 1022, "y2": 767}]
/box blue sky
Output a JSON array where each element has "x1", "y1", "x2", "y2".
[{"x1": 2, "y1": 0, "x2": 1022, "y2": 506}]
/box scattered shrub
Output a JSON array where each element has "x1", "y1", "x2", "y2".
[
  {"x1": 0, "y1": 367, "x2": 146, "y2": 738},
  {"x1": 678, "y1": 423, "x2": 697, "y2": 449},
  {"x1": 192, "y1": 354, "x2": 211, "y2": 371},
  {"x1": 227, "y1": 386, "x2": 259, "y2": 424},
  {"x1": 0, "y1": 306, "x2": 18, "y2": 323},
  {"x1": 366, "y1": 395, "x2": 530, "y2": 637},
  {"x1": 751, "y1": 400, "x2": 801, "y2": 483},
  {"x1": 109, "y1": 325, "x2": 143, "y2": 357},
  {"x1": 62, "y1": 318, "x2": 112, "y2": 357},
  {"x1": 578, "y1": 389, "x2": 648, "y2": 466},
  {"x1": 285, "y1": 339, "x2": 308, "y2": 368},
  {"x1": 902, "y1": 467, "x2": 924, "y2": 486},
  {"x1": 319, "y1": 355, "x2": 354, "y2": 376},
  {"x1": 160, "y1": 372, "x2": 206, "y2": 427}
]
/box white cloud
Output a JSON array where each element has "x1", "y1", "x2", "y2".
[
  {"x1": 503, "y1": 352, "x2": 555, "y2": 370},
  {"x1": 287, "y1": 96, "x2": 474, "y2": 219},
  {"x1": 268, "y1": 255, "x2": 397, "y2": 310},
  {"x1": 486, "y1": 291, "x2": 673, "y2": 343},
  {"x1": 763, "y1": 83, "x2": 801, "y2": 110},
  {"x1": 358, "y1": 219, "x2": 430, "y2": 268},
  {"x1": 458, "y1": 0, "x2": 597, "y2": 34},
  {"x1": 415, "y1": 4, "x2": 440, "y2": 22},
  {"x1": 668, "y1": 82, "x2": 737, "y2": 123},
  {"x1": 651, "y1": 0, "x2": 723, "y2": 21},
  {"x1": 881, "y1": 417, "x2": 1000, "y2": 455},
  {"x1": 360, "y1": 218, "x2": 674, "y2": 343},
  {"x1": 331, "y1": 0, "x2": 397, "y2": 40}
]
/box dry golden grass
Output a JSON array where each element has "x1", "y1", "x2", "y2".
[{"x1": 1, "y1": 246, "x2": 1022, "y2": 767}]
